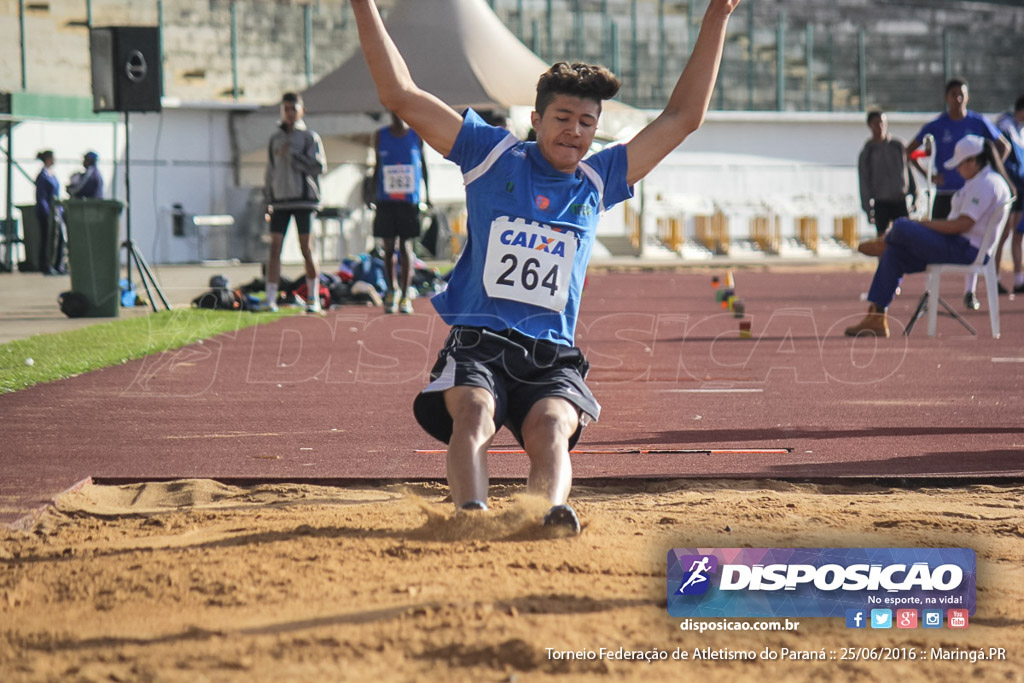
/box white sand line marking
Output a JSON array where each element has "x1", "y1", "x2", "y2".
[
  {"x1": 416, "y1": 447, "x2": 792, "y2": 455},
  {"x1": 165, "y1": 432, "x2": 281, "y2": 439},
  {"x1": 164, "y1": 428, "x2": 346, "y2": 440},
  {"x1": 843, "y1": 399, "x2": 958, "y2": 407},
  {"x1": 654, "y1": 388, "x2": 764, "y2": 393}
]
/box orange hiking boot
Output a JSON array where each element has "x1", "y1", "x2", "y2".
[
  {"x1": 858, "y1": 237, "x2": 887, "y2": 258},
  {"x1": 844, "y1": 304, "x2": 889, "y2": 338}
]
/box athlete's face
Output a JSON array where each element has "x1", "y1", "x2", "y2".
[
  {"x1": 280, "y1": 100, "x2": 303, "y2": 127},
  {"x1": 868, "y1": 114, "x2": 887, "y2": 140},
  {"x1": 945, "y1": 85, "x2": 968, "y2": 115},
  {"x1": 531, "y1": 95, "x2": 601, "y2": 173}
]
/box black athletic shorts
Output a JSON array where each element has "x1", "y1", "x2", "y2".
[
  {"x1": 412, "y1": 325, "x2": 600, "y2": 449},
  {"x1": 872, "y1": 199, "x2": 909, "y2": 237},
  {"x1": 269, "y1": 208, "x2": 313, "y2": 235},
  {"x1": 932, "y1": 193, "x2": 953, "y2": 220},
  {"x1": 373, "y1": 201, "x2": 421, "y2": 239}
]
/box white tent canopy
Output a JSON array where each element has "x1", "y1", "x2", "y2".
[
  {"x1": 234, "y1": 0, "x2": 644, "y2": 161},
  {"x1": 303, "y1": 0, "x2": 551, "y2": 115}
]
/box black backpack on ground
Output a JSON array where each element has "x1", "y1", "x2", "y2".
[
  {"x1": 191, "y1": 288, "x2": 246, "y2": 311},
  {"x1": 58, "y1": 291, "x2": 89, "y2": 318}
]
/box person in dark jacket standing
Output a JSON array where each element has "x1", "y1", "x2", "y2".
[
  {"x1": 34, "y1": 150, "x2": 65, "y2": 275},
  {"x1": 262, "y1": 92, "x2": 328, "y2": 313},
  {"x1": 858, "y1": 111, "x2": 911, "y2": 237},
  {"x1": 67, "y1": 151, "x2": 104, "y2": 199}
]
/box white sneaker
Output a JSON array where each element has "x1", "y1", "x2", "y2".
[
  {"x1": 306, "y1": 300, "x2": 322, "y2": 314},
  {"x1": 384, "y1": 289, "x2": 399, "y2": 314},
  {"x1": 399, "y1": 296, "x2": 413, "y2": 314},
  {"x1": 260, "y1": 301, "x2": 279, "y2": 313}
]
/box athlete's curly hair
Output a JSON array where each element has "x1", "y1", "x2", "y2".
[{"x1": 535, "y1": 62, "x2": 621, "y2": 116}]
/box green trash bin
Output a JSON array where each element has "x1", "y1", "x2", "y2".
[
  {"x1": 64, "y1": 199, "x2": 124, "y2": 317},
  {"x1": 15, "y1": 204, "x2": 40, "y2": 272}
]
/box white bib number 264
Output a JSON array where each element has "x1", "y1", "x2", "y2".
[{"x1": 483, "y1": 217, "x2": 576, "y2": 311}]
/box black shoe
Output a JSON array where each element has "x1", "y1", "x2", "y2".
[
  {"x1": 963, "y1": 292, "x2": 980, "y2": 310},
  {"x1": 543, "y1": 504, "x2": 581, "y2": 535},
  {"x1": 458, "y1": 500, "x2": 488, "y2": 513},
  {"x1": 997, "y1": 282, "x2": 1009, "y2": 295}
]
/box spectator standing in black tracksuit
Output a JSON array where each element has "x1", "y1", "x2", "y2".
[
  {"x1": 262, "y1": 92, "x2": 328, "y2": 313},
  {"x1": 858, "y1": 110, "x2": 911, "y2": 237}
]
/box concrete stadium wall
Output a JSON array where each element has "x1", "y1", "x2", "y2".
[
  {"x1": 1, "y1": 0, "x2": 1021, "y2": 111},
  {"x1": 0, "y1": 0, "x2": 371, "y2": 105}
]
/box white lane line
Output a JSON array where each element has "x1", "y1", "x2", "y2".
[
  {"x1": 654, "y1": 388, "x2": 764, "y2": 393},
  {"x1": 991, "y1": 358, "x2": 1024, "y2": 363}
]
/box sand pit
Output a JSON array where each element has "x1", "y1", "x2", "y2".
[{"x1": 1, "y1": 479, "x2": 1022, "y2": 682}]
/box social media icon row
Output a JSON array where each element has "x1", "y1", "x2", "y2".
[{"x1": 845, "y1": 608, "x2": 968, "y2": 629}]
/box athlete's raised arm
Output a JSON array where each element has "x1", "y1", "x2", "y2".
[
  {"x1": 351, "y1": 0, "x2": 463, "y2": 156},
  {"x1": 624, "y1": 0, "x2": 739, "y2": 185}
]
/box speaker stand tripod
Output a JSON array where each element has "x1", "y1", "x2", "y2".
[{"x1": 123, "y1": 110, "x2": 170, "y2": 312}]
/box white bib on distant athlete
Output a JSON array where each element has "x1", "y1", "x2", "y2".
[
  {"x1": 482, "y1": 216, "x2": 576, "y2": 311},
  {"x1": 382, "y1": 164, "x2": 416, "y2": 195}
]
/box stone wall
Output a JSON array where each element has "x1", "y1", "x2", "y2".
[
  {"x1": 0, "y1": 0, "x2": 377, "y2": 104},
  {"x1": 1, "y1": 0, "x2": 1021, "y2": 112}
]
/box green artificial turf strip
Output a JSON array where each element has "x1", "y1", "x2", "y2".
[{"x1": 0, "y1": 308, "x2": 296, "y2": 394}]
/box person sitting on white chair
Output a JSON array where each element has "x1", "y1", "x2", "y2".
[{"x1": 847, "y1": 135, "x2": 1015, "y2": 338}]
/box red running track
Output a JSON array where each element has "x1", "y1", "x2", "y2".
[{"x1": 2, "y1": 269, "x2": 1022, "y2": 527}]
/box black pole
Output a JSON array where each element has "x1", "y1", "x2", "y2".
[
  {"x1": 4, "y1": 121, "x2": 12, "y2": 271},
  {"x1": 120, "y1": 111, "x2": 168, "y2": 312},
  {"x1": 124, "y1": 110, "x2": 132, "y2": 288}
]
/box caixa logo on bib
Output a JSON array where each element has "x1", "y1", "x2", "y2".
[{"x1": 667, "y1": 548, "x2": 976, "y2": 619}]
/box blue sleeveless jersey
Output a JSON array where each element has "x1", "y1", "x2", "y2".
[
  {"x1": 376, "y1": 126, "x2": 424, "y2": 204},
  {"x1": 915, "y1": 111, "x2": 1003, "y2": 192},
  {"x1": 432, "y1": 109, "x2": 632, "y2": 346}
]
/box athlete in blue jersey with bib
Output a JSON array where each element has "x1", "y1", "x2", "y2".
[
  {"x1": 352, "y1": 0, "x2": 740, "y2": 533},
  {"x1": 372, "y1": 112, "x2": 430, "y2": 314}
]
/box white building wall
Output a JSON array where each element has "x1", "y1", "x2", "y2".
[
  {"x1": 3, "y1": 108, "x2": 946, "y2": 265},
  {"x1": 3, "y1": 105, "x2": 241, "y2": 266}
]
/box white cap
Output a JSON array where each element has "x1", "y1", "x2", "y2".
[{"x1": 944, "y1": 135, "x2": 985, "y2": 170}]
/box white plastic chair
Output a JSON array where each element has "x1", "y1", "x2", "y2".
[{"x1": 905, "y1": 199, "x2": 1012, "y2": 339}]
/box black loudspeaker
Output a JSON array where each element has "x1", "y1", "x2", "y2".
[
  {"x1": 0, "y1": 91, "x2": 11, "y2": 138},
  {"x1": 90, "y1": 26, "x2": 162, "y2": 113}
]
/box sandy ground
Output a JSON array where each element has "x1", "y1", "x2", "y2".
[{"x1": 1, "y1": 480, "x2": 1022, "y2": 682}]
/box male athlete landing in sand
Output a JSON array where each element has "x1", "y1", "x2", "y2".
[{"x1": 352, "y1": 0, "x2": 739, "y2": 534}]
